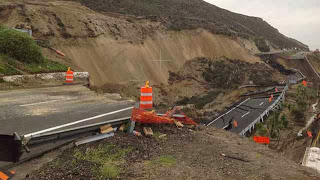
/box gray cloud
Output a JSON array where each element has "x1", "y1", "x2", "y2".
[{"x1": 204, "y1": 0, "x2": 320, "y2": 50}]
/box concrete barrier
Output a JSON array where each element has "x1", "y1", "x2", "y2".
[{"x1": 2, "y1": 72, "x2": 89, "y2": 83}]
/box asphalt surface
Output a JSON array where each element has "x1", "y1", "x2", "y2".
[
  {"x1": 207, "y1": 85, "x2": 289, "y2": 134},
  {"x1": 207, "y1": 56, "x2": 309, "y2": 135},
  {"x1": 208, "y1": 95, "x2": 278, "y2": 134},
  {"x1": 0, "y1": 85, "x2": 135, "y2": 136}
]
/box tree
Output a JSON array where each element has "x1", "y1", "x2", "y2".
[
  {"x1": 253, "y1": 36, "x2": 270, "y2": 52},
  {"x1": 267, "y1": 112, "x2": 286, "y2": 139}
]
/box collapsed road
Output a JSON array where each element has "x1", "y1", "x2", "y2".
[
  {"x1": 0, "y1": 85, "x2": 135, "y2": 136},
  {"x1": 0, "y1": 85, "x2": 136, "y2": 169},
  {"x1": 206, "y1": 64, "x2": 306, "y2": 135},
  {"x1": 206, "y1": 86, "x2": 287, "y2": 135}
]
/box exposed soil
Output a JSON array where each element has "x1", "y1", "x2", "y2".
[
  {"x1": 24, "y1": 125, "x2": 320, "y2": 180},
  {"x1": 69, "y1": 0, "x2": 308, "y2": 50},
  {"x1": 0, "y1": 0, "x2": 294, "y2": 87},
  {"x1": 155, "y1": 57, "x2": 284, "y2": 108},
  {"x1": 276, "y1": 54, "x2": 320, "y2": 85}
]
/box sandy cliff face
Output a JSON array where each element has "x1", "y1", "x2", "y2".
[
  {"x1": 59, "y1": 30, "x2": 261, "y2": 86},
  {"x1": 0, "y1": 0, "x2": 261, "y2": 86}
]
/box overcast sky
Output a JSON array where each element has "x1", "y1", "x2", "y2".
[{"x1": 204, "y1": 0, "x2": 320, "y2": 50}]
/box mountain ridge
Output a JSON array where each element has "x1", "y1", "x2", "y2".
[{"x1": 69, "y1": 0, "x2": 309, "y2": 50}]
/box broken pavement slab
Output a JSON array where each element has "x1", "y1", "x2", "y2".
[
  {"x1": 119, "y1": 124, "x2": 126, "y2": 131},
  {"x1": 143, "y1": 127, "x2": 153, "y2": 136},
  {"x1": 100, "y1": 124, "x2": 115, "y2": 134},
  {"x1": 174, "y1": 121, "x2": 184, "y2": 128}
]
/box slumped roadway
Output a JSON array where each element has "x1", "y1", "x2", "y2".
[
  {"x1": 208, "y1": 87, "x2": 283, "y2": 134},
  {"x1": 0, "y1": 85, "x2": 135, "y2": 135}
]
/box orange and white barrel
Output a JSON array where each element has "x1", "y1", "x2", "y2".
[
  {"x1": 65, "y1": 67, "x2": 74, "y2": 84},
  {"x1": 140, "y1": 82, "x2": 153, "y2": 109}
]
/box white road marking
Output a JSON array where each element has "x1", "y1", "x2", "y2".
[
  {"x1": 241, "y1": 111, "x2": 250, "y2": 118},
  {"x1": 23, "y1": 106, "x2": 133, "y2": 138},
  {"x1": 207, "y1": 98, "x2": 251, "y2": 126},
  {"x1": 259, "y1": 102, "x2": 264, "y2": 106},
  {"x1": 20, "y1": 100, "x2": 61, "y2": 107}
]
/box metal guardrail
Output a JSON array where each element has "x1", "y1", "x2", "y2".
[
  {"x1": 0, "y1": 117, "x2": 130, "y2": 165},
  {"x1": 25, "y1": 117, "x2": 130, "y2": 146},
  {"x1": 239, "y1": 84, "x2": 289, "y2": 136}
]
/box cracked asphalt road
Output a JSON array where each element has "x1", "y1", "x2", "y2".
[{"x1": 0, "y1": 85, "x2": 135, "y2": 136}]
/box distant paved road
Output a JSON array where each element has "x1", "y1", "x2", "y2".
[
  {"x1": 0, "y1": 85, "x2": 135, "y2": 136},
  {"x1": 207, "y1": 85, "x2": 287, "y2": 134},
  {"x1": 208, "y1": 96, "x2": 277, "y2": 134}
]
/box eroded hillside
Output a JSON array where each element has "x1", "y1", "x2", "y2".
[
  {"x1": 70, "y1": 0, "x2": 309, "y2": 50},
  {"x1": 0, "y1": 0, "x2": 276, "y2": 87}
]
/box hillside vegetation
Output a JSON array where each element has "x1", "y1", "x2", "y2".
[
  {"x1": 0, "y1": 26, "x2": 67, "y2": 76},
  {"x1": 71, "y1": 0, "x2": 308, "y2": 50}
]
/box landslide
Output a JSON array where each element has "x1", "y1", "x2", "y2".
[
  {"x1": 71, "y1": 0, "x2": 308, "y2": 50},
  {"x1": 268, "y1": 52, "x2": 320, "y2": 84},
  {"x1": 98, "y1": 57, "x2": 286, "y2": 123},
  {"x1": 0, "y1": 0, "x2": 264, "y2": 86}
]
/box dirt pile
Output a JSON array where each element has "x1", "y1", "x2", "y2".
[
  {"x1": 70, "y1": 0, "x2": 308, "y2": 50},
  {"x1": 24, "y1": 126, "x2": 320, "y2": 180},
  {"x1": 269, "y1": 53, "x2": 320, "y2": 85},
  {"x1": 158, "y1": 57, "x2": 285, "y2": 105}
]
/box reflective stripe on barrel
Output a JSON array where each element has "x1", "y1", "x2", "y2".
[
  {"x1": 65, "y1": 70, "x2": 74, "y2": 83},
  {"x1": 140, "y1": 87, "x2": 152, "y2": 109}
]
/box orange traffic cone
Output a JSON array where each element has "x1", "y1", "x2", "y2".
[
  {"x1": 233, "y1": 120, "x2": 238, "y2": 127},
  {"x1": 302, "y1": 80, "x2": 307, "y2": 87}
]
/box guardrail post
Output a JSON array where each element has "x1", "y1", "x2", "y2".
[{"x1": 127, "y1": 120, "x2": 136, "y2": 134}]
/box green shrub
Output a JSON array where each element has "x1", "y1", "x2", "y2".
[
  {"x1": 0, "y1": 28, "x2": 44, "y2": 63},
  {"x1": 256, "y1": 123, "x2": 268, "y2": 136},
  {"x1": 281, "y1": 115, "x2": 288, "y2": 128},
  {"x1": 153, "y1": 155, "x2": 176, "y2": 166},
  {"x1": 291, "y1": 107, "x2": 305, "y2": 124},
  {"x1": 254, "y1": 36, "x2": 270, "y2": 52},
  {"x1": 0, "y1": 54, "x2": 21, "y2": 75},
  {"x1": 202, "y1": 60, "x2": 243, "y2": 89},
  {"x1": 23, "y1": 59, "x2": 68, "y2": 74},
  {"x1": 100, "y1": 164, "x2": 119, "y2": 179}
]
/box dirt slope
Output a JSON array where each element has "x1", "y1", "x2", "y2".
[
  {"x1": 70, "y1": 0, "x2": 309, "y2": 50},
  {"x1": 0, "y1": 0, "x2": 269, "y2": 86},
  {"x1": 24, "y1": 126, "x2": 320, "y2": 180}
]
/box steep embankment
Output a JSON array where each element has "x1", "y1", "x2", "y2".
[
  {"x1": 24, "y1": 127, "x2": 320, "y2": 180},
  {"x1": 275, "y1": 52, "x2": 320, "y2": 84},
  {"x1": 0, "y1": 0, "x2": 280, "y2": 87},
  {"x1": 71, "y1": 0, "x2": 309, "y2": 50}
]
